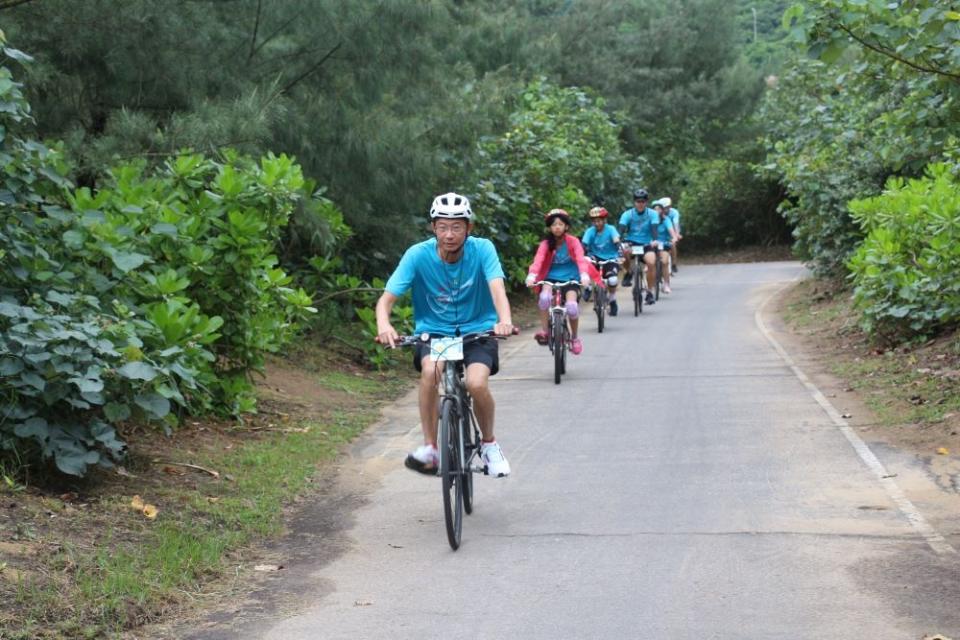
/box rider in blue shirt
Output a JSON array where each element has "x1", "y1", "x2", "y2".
[
  {"x1": 376, "y1": 192, "x2": 514, "y2": 478},
  {"x1": 652, "y1": 199, "x2": 679, "y2": 294},
  {"x1": 581, "y1": 206, "x2": 622, "y2": 315},
  {"x1": 618, "y1": 188, "x2": 660, "y2": 305},
  {"x1": 660, "y1": 196, "x2": 682, "y2": 274}
]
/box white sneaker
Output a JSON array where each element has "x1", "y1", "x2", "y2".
[
  {"x1": 481, "y1": 441, "x2": 511, "y2": 478},
  {"x1": 404, "y1": 444, "x2": 439, "y2": 476},
  {"x1": 663, "y1": 283, "x2": 671, "y2": 294}
]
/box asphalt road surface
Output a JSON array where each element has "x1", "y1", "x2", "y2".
[{"x1": 186, "y1": 262, "x2": 960, "y2": 640}]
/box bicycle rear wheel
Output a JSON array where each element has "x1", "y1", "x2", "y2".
[
  {"x1": 595, "y1": 285, "x2": 607, "y2": 333},
  {"x1": 439, "y1": 398, "x2": 463, "y2": 550},
  {"x1": 552, "y1": 310, "x2": 564, "y2": 384}
]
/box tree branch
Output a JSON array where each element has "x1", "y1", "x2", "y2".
[
  {"x1": 248, "y1": 0, "x2": 262, "y2": 61},
  {"x1": 275, "y1": 40, "x2": 343, "y2": 97},
  {"x1": 0, "y1": 0, "x2": 40, "y2": 10},
  {"x1": 834, "y1": 21, "x2": 960, "y2": 81}
]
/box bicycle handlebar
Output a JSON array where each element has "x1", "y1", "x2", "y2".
[
  {"x1": 531, "y1": 279, "x2": 581, "y2": 287},
  {"x1": 380, "y1": 327, "x2": 520, "y2": 348}
]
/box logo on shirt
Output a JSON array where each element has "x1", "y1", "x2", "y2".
[{"x1": 428, "y1": 276, "x2": 476, "y2": 315}]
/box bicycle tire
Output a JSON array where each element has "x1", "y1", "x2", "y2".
[
  {"x1": 561, "y1": 325, "x2": 568, "y2": 374},
  {"x1": 596, "y1": 285, "x2": 606, "y2": 333},
  {"x1": 463, "y1": 400, "x2": 475, "y2": 515},
  {"x1": 552, "y1": 310, "x2": 564, "y2": 384},
  {"x1": 439, "y1": 398, "x2": 463, "y2": 550},
  {"x1": 655, "y1": 259, "x2": 662, "y2": 301},
  {"x1": 633, "y1": 264, "x2": 643, "y2": 315}
]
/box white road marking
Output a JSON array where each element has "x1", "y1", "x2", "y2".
[{"x1": 756, "y1": 281, "x2": 957, "y2": 555}]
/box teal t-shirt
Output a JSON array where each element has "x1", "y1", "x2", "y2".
[
  {"x1": 668, "y1": 208, "x2": 680, "y2": 234},
  {"x1": 546, "y1": 240, "x2": 580, "y2": 282},
  {"x1": 656, "y1": 215, "x2": 675, "y2": 246},
  {"x1": 385, "y1": 236, "x2": 504, "y2": 336},
  {"x1": 618, "y1": 207, "x2": 659, "y2": 244},
  {"x1": 581, "y1": 225, "x2": 621, "y2": 260}
]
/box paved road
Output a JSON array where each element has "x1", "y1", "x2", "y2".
[{"x1": 188, "y1": 262, "x2": 960, "y2": 640}]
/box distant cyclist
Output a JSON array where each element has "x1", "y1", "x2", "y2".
[
  {"x1": 618, "y1": 188, "x2": 660, "y2": 306},
  {"x1": 375, "y1": 192, "x2": 514, "y2": 478},
  {"x1": 652, "y1": 199, "x2": 679, "y2": 294},
  {"x1": 581, "y1": 206, "x2": 622, "y2": 316},
  {"x1": 525, "y1": 208, "x2": 597, "y2": 355},
  {"x1": 659, "y1": 196, "x2": 682, "y2": 273}
]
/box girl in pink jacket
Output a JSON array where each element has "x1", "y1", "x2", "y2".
[{"x1": 524, "y1": 209, "x2": 599, "y2": 355}]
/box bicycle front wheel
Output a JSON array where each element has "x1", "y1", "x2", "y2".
[
  {"x1": 552, "y1": 310, "x2": 564, "y2": 384},
  {"x1": 439, "y1": 398, "x2": 463, "y2": 550},
  {"x1": 633, "y1": 266, "x2": 642, "y2": 316},
  {"x1": 463, "y1": 402, "x2": 476, "y2": 515}
]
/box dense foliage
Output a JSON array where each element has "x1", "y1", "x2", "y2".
[
  {"x1": 1, "y1": 0, "x2": 770, "y2": 275},
  {"x1": 0, "y1": 41, "x2": 337, "y2": 475},
  {"x1": 762, "y1": 1, "x2": 960, "y2": 277},
  {"x1": 848, "y1": 163, "x2": 960, "y2": 342},
  {"x1": 472, "y1": 80, "x2": 643, "y2": 281}
]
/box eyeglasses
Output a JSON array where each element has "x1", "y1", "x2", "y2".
[{"x1": 435, "y1": 224, "x2": 467, "y2": 235}]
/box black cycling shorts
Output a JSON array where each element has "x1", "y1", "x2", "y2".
[
  {"x1": 590, "y1": 256, "x2": 620, "y2": 278},
  {"x1": 623, "y1": 241, "x2": 657, "y2": 256},
  {"x1": 543, "y1": 279, "x2": 581, "y2": 301},
  {"x1": 413, "y1": 335, "x2": 500, "y2": 376}
]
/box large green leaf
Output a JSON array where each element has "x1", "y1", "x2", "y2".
[
  {"x1": 135, "y1": 392, "x2": 170, "y2": 419},
  {"x1": 116, "y1": 361, "x2": 158, "y2": 381}
]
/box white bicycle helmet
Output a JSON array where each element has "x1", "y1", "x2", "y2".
[
  {"x1": 660, "y1": 196, "x2": 672, "y2": 208},
  {"x1": 429, "y1": 192, "x2": 473, "y2": 220}
]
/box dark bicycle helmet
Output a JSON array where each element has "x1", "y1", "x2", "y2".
[
  {"x1": 633, "y1": 188, "x2": 649, "y2": 201},
  {"x1": 544, "y1": 208, "x2": 572, "y2": 226}
]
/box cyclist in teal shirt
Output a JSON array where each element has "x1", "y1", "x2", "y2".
[
  {"x1": 658, "y1": 196, "x2": 682, "y2": 274},
  {"x1": 581, "y1": 206, "x2": 622, "y2": 315},
  {"x1": 376, "y1": 193, "x2": 514, "y2": 478},
  {"x1": 618, "y1": 188, "x2": 660, "y2": 305},
  {"x1": 652, "y1": 199, "x2": 678, "y2": 294}
]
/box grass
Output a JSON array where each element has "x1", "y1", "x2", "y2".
[{"x1": 0, "y1": 343, "x2": 413, "y2": 639}]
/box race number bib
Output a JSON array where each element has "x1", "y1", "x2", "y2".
[{"x1": 430, "y1": 336, "x2": 464, "y2": 362}]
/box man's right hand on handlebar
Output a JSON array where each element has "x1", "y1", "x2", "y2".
[{"x1": 376, "y1": 325, "x2": 400, "y2": 349}]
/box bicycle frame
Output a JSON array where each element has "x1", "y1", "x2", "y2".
[{"x1": 534, "y1": 279, "x2": 577, "y2": 384}]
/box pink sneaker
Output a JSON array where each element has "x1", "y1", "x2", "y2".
[
  {"x1": 571, "y1": 337, "x2": 583, "y2": 355},
  {"x1": 534, "y1": 330, "x2": 548, "y2": 346}
]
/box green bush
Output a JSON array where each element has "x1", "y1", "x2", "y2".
[
  {"x1": 680, "y1": 154, "x2": 790, "y2": 252},
  {"x1": 848, "y1": 163, "x2": 960, "y2": 343},
  {"x1": 471, "y1": 79, "x2": 643, "y2": 283},
  {"x1": 0, "y1": 39, "x2": 341, "y2": 475}
]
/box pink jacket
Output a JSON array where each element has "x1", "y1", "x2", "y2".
[{"x1": 527, "y1": 235, "x2": 601, "y2": 291}]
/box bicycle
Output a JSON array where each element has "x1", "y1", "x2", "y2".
[
  {"x1": 628, "y1": 245, "x2": 648, "y2": 316},
  {"x1": 587, "y1": 257, "x2": 621, "y2": 333},
  {"x1": 392, "y1": 330, "x2": 515, "y2": 550},
  {"x1": 534, "y1": 279, "x2": 579, "y2": 384}
]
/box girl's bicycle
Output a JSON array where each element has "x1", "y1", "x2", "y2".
[
  {"x1": 534, "y1": 279, "x2": 579, "y2": 384},
  {"x1": 587, "y1": 258, "x2": 621, "y2": 333},
  {"x1": 393, "y1": 330, "x2": 515, "y2": 551}
]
